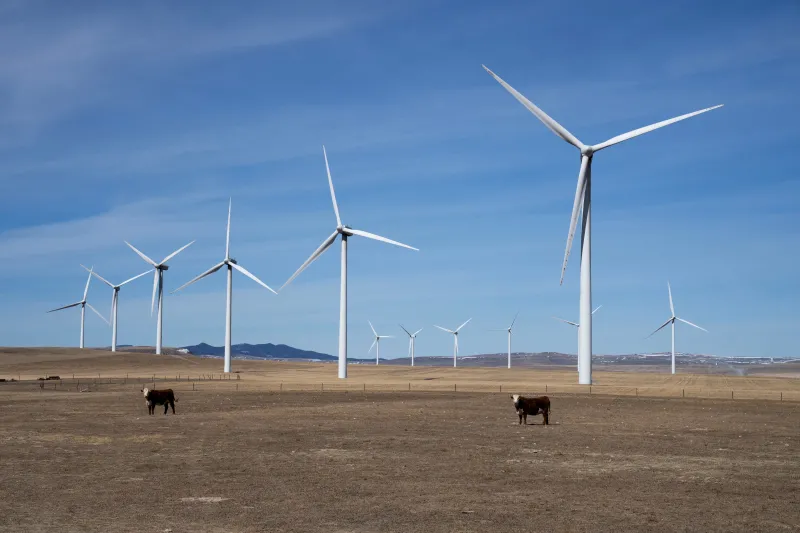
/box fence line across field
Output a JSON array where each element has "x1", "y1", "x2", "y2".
[{"x1": 3, "y1": 376, "x2": 798, "y2": 402}]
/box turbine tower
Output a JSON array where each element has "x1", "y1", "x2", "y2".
[
  {"x1": 647, "y1": 282, "x2": 707, "y2": 374},
  {"x1": 553, "y1": 305, "x2": 602, "y2": 374},
  {"x1": 82, "y1": 265, "x2": 152, "y2": 352},
  {"x1": 172, "y1": 200, "x2": 276, "y2": 373},
  {"x1": 434, "y1": 318, "x2": 471, "y2": 367},
  {"x1": 490, "y1": 312, "x2": 519, "y2": 369},
  {"x1": 483, "y1": 65, "x2": 722, "y2": 385},
  {"x1": 47, "y1": 266, "x2": 109, "y2": 348},
  {"x1": 400, "y1": 325, "x2": 423, "y2": 366},
  {"x1": 368, "y1": 321, "x2": 393, "y2": 365},
  {"x1": 280, "y1": 146, "x2": 418, "y2": 379},
  {"x1": 125, "y1": 239, "x2": 194, "y2": 355}
]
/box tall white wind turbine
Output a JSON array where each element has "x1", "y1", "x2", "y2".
[
  {"x1": 647, "y1": 282, "x2": 707, "y2": 375},
  {"x1": 434, "y1": 318, "x2": 471, "y2": 368},
  {"x1": 82, "y1": 265, "x2": 151, "y2": 352},
  {"x1": 172, "y1": 200, "x2": 276, "y2": 373},
  {"x1": 47, "y1": 266, "x2": 109, "y2": 348},
  {"x1": 553, "y1": 305, "x2": 602, "y2": 374},
  {"x1": 400, "y1": 325, "x2": 423, "y2": 366},
  {"x1": 125, "y1": 239, "x2": 195, "y2": 355},
  {"x1": 483, "y1": 65, "x2": 722, "y2": 385},
  {"x1": 368, "y1": 321, "x2": 393, "y2": 365},
  {"x1": 490, "y1": 312, "x2": 519, "y2": 369},
  {"x1": 280, "y1": 146, "x2": 418, "y2": 379}
]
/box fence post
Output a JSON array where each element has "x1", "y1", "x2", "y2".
[
  {"x1": 731, "y1": 390, "x2": 734, "y2": 400},
  {"x1": 682, "y1": 389, "x2": 685, "y2": 398},
  {"x1": 499, "y1": 385, "x2": 502, "y2": 393},
  {"x1": 236, "y1": 383, "x2": 238, "y2": 391},
  {"x1": 321, "y1": 383, "x2": 324, "y2": 392},
  {"x1": 280, "y1": 382, "x2": 283, "y2": 392},
  {"x1": 408, "y1": 382, "x2": 411, "y2": 391},
  {"x1": 781, "y1": 392, "x2": 783, "y2": 401},
  {"x1": 589, "y1": 385, "x2": 592, "y2": 395},
  {"x1": 545, "y1": 384, "x2": 548, "y2": 393},
  {"x1": 635, "y1": 387, "x2": 638, "y2": 397},
  {"x1": 363, "y1": 383, "x2": 366, "y2": 392},
  {"x1": 454, "y1": 384, "x2": 457, "y2": 392},
  {"x1": 193, "y1": 383, "x2": 195, "y2": 391}
]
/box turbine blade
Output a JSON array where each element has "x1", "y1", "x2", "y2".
[
  {"x1": 509, "y1": 311, "x2": 519, "y2": 329},
  {"x1": 399, "y1": 324, "x2": 412, "y2": 337},
  {"x1": 552, "y1": 316, "x2": 579, "y2": 327},
  {"x1": 646, "y1": 318, "x2": 673, "y2": 339},
  {"x1": 434, "y1": 325, "x2": 454, "y2": 334},
  {"x1": 231, "y1": 263, "x2": 277, "y2": 294},
  {"x1": 456, "y1": 318, "x2": 472, "y2": 332},
  {"x1": 82, "y1": 266, "x2": 93, "y2": 301},
  {"x1": 172, "y1": 262, "x2": 225, "y2": 293},
  {"x1": 482, "y1": 65, "x2": 583, "y2": 148},
  {"x1": 592, "y1": 105, "x2": 724, "y2": 152},
  {"x1": 668, "y1": 281, "x2": 675, "y2": 316},
  {"x1": 280, "y1": 231, "x2": 339, "y2": 290},
  {"x1": 226, "y1": 198, "x2": 232, "y2": 260},
  {"x1": 348, "y1": 228, "x2": 418, "y2": 251},
  {"x1": 413, "y1": 328, "x2": 423, "y2": 336},
  {"x1": 677, "y1": 317, "x2": 708, "y2": 332},
  {"x1": 379, "y1": 335, "x2": 394, "y2": 339},
  {"x1": 151, "y1": 270, "x2": 158, "y2": 316},
  {"x1": 125, "y1": 242, "x2": 158, "y2": 267},
  {"x1": 322, "y1": 146, "x2": 342, "y2": 227},
  {"x1": 368, "y1": 321, "x2": 378, "y2": 337},
  {"x1": 86, "y1": 303, "x2": 110, "y2": 326},
  {"x1": 47, "y1": 301, "x2": 83, "y2": 313},
  {"x1": 119, "y1": 269, "x2": 153, "y2": 287},
  {"x1": 368, "y1": 338, "x2": 377, "y2": 354},
  {"x1": 82, "y1": 265, "x2": 113, "y2": 288},
  {"x1": 560, "y1": 155, "x2": 590, "y2": 285},
  {"x1": 592, "y1": 304, "x2": 602, "y2": 315},
  {"x1": 161, "y1": 240, "x2": 195, "y2": 265}
]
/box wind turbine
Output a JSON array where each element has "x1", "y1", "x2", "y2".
[
  {"x1": 434, "y1": 318, "x2": 471, "y2": 367},
  {"x1": 490, "y1": 312, "x2": 519, "y2": 369},
  {"x1": 280, "y1": 146, "x2": 418, "y2": 379},
  {"x1": 125, "y1": 239, "x2": 195, "y2": 355},
  {"x1": 483, "y1": 65, "x2": 722, "y2": 385},
  {"x1": 400, "y1": 325, "x2": 423, "y2": 366},
  {"x1": 553, "y1": 305, "x2": 602, "y2": 374},
  {"x1": 172, "y1": 200, "x2": 276, "y2": 373},
  {"x1": 368, "y1": 321, "x2": 393, "y2": 365},
  {"x1": 81, "y1": 265, "x2": 152, "y2": 352},
  {"x1": 47, "y1": 266, "x2": 109, "y2": 348},
  {"x1": 647, "y1": 282, "x2": 707, "y2": 375}
]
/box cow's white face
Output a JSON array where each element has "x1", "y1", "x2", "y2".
[
  {"x1": 511, "y1": 394, "x2": 521, "y2": 408},
  {"x1": 141, "y1": 387, "x2": 150, "y2": 398}
]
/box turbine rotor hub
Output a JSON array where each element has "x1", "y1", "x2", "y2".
[{"x1": 581, "y1": 145, "x2": 594, "y2": 157}]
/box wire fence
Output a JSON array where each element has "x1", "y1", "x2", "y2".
[{"x1": 2, "y1": 375, "x2": 798, "y2": 403}]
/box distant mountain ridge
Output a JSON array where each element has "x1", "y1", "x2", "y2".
[{"x1": 182, "y1": 342, "x2": 338, "y2": 361}]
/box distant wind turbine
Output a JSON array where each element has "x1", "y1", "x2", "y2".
[
  {"x1": 368, "y1": 321, "x2": 393, "y2": 365},
  {"x1": 82, "y1": 265, "x2": 151, "y2": 352},
  {"x1": 483, "y1": 65, "x2": 722, "y2": 385},
  {"x1": 553, "y1": 305, "x2": 602, "y2": 375},
  {"x1": 172, "y1": 199, "x2": 276, "y2": 373},
  {"x1": 400, "y1": 325, "x2": 423, "y2": 366},
  {"x1": 47, "y1": 266, "x2": 109, "y2": 348},
  {"x1": 280, "y1": 146, "x2": 418, "y2": 379},
  {"x1": 490, "y1": 312, "x2": 519, "y2": 369},
  {"x1": 647, "y1": 282, "x2": 707, "y2": 375},
  {"x1": 125, "y1": 239, "x2": 195, "y2": 355},
  {"x1": 434, "y1": 318, "x2": 471, "y2": 367}
]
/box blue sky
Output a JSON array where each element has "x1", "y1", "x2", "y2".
[{"x1": 0, "y1": 0, "x2": 798, "y2": 359}]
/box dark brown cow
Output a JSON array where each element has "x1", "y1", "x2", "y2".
[
  {"x1": 141, "y1": 387, "x2": 177, "y2": 415},
  {"x1": 511, "y1": 394, "x2": 550, "y2": 425}
]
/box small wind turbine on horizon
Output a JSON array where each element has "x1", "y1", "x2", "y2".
[
  {"x1": 125, "y1": 239, "x2": 195, "y2": 355},
  {"x1": 172, "y1": 199, "x2": 277, "y2": 373},
  {"x1": 483, "y1": 64, "x2": 722, "y2": 385},
  {"x1": 647, "y1": 282, "x2": 707, "y2": 375},
  {"x1": 280, "y1": 146, "x2": 418, "y2": 379},
  {"x1": 82, "y1": 265, "x2": 152, "y2": 352},
  {"x1": 553, "y1": 305, "x2": 602, "y2": 375},
  {"x1": 434, "y1": 318, "x2": 471, "y2": 368},
  {"x1": 490, "y1": 312, "x2": 519, "y2": 369},
  {"x1": 400, "y1": 325, "x2": 423, "y2": 366},
  {"x1": 47, "y1": 266, "x2": 110, "y2": 349},
  {"x1": 368, "y1": 321, "x2": 393, "y2": 365}
]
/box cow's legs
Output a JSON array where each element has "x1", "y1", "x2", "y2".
[
  {"x1": 164, "y1": 403, "x2": 169, "y2": 415},
  {"x1": 170, "y1": 400, "x2": 175, "y2": 414},
  {"x1": 543, "y1": 410, "x2": 549, "y2": 425}
]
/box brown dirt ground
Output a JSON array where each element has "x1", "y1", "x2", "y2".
[{"x1": 0, "y1": 349, "x2": 798, "y2": 532}]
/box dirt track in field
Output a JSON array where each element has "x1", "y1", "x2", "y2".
[{"x1": 1, "y1": 385, "x2": 798, "y2": 532}]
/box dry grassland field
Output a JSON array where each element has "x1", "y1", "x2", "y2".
[{"x1": 1, "y1": 348, "x2": 798, "y2": 532}]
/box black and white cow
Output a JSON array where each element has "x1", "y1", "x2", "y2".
[
  {"x1": 141, "y1": 387, "x2": 177, "y2": 415},
  {"x1": 511, "y1": 394, "x2": 550, "y2": 425}
]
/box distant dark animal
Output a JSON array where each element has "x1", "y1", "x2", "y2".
[
  {"x1": 46, "y1": 376, "x2": 61, "y2": 380},
  {"x1": 511, "y1": 394, "x2": 550, "y2": 425},
  {"x1": 141, "y1": 387, "x2": 177, "y2": 415}
]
